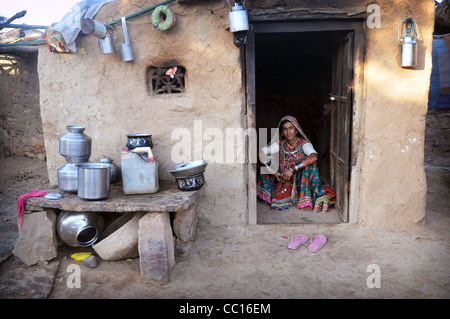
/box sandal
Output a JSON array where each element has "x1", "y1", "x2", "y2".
[
  {"x1": 287, "y1": 234, "x2": 309, "y2": 250},
  {"x1": 307, "y1": 234, "x2": 327, "y2": 253}
]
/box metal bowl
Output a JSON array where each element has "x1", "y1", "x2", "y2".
[{"x1": 168, "y1": 160, "x2": 207, "y2": 178}]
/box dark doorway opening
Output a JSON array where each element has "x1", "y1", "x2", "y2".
[{"x1": 254, "y1": 30, "x2": 352, "y2": 224}]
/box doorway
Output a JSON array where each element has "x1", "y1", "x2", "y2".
[{"x1": 245, "y1": 22, "x2": 358, "y2": 225}]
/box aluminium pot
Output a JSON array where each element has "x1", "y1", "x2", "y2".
[
  {"x1": 56, "y1": 211, "x2": 104, "y2": 247},
  {"x1": 77, "y1": 163, "x2": 111, "y2": 200},
  {"x1": 57, "y1": 162, "x2": 79, "y2": 193},
  {"x1": 59, "y1": 125, "x2": 92, "y2": 163},
  {"x1": 99, "y1": 156, "x2": 118, "y2": 184}
]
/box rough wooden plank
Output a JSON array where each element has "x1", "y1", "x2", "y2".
[{"x1": 26, "y1": 181, "x2": 203, "y2": 213}]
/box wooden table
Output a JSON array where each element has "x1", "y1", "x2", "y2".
[{"x1": 14, "y1": 181, "x2": 202, "y2": 281}]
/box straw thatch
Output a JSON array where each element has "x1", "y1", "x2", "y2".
[{"x1": 435, "y1": 0, "x2": 450, "y2": 35}]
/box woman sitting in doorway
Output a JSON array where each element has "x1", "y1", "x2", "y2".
[{"x1": 257, "y1": 115, "x2": 332, "y2": 211}]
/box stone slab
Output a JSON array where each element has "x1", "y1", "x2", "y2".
[
  {"x1": 173, "y1": 201, "x2": 198, "y2": 241},
  {"x1": 138, "y1": 212, "x2": 175, "y2": 281},
  {"x1": 93, "y1": 212, "x2": 145, "y2": 261},
  {"x1": 12, "y1": 210, "x2": 58, "y2": 266}
]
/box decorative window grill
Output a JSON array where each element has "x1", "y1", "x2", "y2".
[{"x1": 146, "y1": 66, "x2": 185, "y2": 96}]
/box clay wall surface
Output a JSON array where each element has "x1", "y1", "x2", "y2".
[
  {"x1": 0, "y1": 48, "x2": 45, "y2": 160},
  {"x1": 38, "y1": 0, "x2": 246, "y2": 226},
  {"x1": 38, "y1": 0, "x2": 435, "y2": 227}
]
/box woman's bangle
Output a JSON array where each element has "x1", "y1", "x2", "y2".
[{"x1": 264, "y1": 162, "x2": 277, "y2": 174}]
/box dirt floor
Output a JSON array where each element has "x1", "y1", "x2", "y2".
[{"x1": 0, "y1": 156, "x2": 449, "y2": 300}]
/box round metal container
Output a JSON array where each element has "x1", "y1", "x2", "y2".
[
  {"x1": 98, "y1": 34, "x2": 115, "y2": 54},
  {"x1": 229, "y1": 4, "x2": 249, "y2": 33},
  {"x1": 57, "y1": 162, "x2": 79, "y2": 193},
  {"x1": 400, "y1": 36, "x2": 418, "y2": 68},
  {"x1": 126, "y1": 133, "x2": 153, "y2": 149},
  {"x1": 168, "y1": 160, "x2": 207, "y2": 178},
  {"x1": 77, "y1": 163, "x2": 111, "y2": 200},
  {"x1": 99, "y1": 156, "x2": 118, "y2": 183},
  {"x1": 56, "y1": 211, "x2": 104, "y2": 247},
  {"x1": 59, "y1": 125, "x2": 92, "y2": 163},
  {"x1": 173, "y1": 172, "x2": 205, "y2": 191}
]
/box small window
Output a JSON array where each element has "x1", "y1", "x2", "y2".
[{"x1": 146, "y1": 66, "x2": 186, "y2": 96}]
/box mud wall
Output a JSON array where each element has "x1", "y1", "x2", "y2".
[
  {"x1": 38, "y1": 0, "x2": 435, "y2": 228},
  {"x1": 0, "y1": 48, "x2": 45, "y2": 160},
  {"x1": 38, "y1": 0, "x2": 246, "y2": 226},
  {"x1": 247, "y1": 0, "x2": 435, "y2": 227}
]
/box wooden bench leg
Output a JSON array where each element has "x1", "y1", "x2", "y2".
[{"x1": 138, "y1": 212, "x2": 175, "y2": 281}]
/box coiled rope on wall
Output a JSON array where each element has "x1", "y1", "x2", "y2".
[
  {"x1": 151, "y1": 5, "x2": 176, "y2": 31},
  {"x1": 0, "y1": 0, "x2": 176, "y2": 48}
]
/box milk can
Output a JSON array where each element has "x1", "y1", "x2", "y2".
[
  {"x1": 228, "y1": 1, "x2": 249, "y2": 33},
  {"x1": 398, "y1": 18, "x2": 420, "y2": 68}
]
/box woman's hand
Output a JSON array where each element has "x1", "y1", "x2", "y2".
[{"x1": 280, "y1": 169, "x2": 293, "y2": 181}]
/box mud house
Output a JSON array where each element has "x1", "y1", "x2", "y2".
[{"x1": 1, "y1": 0, "x2": 437, "y2": 228}]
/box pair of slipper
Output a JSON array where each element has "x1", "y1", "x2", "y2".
[{"x1": 287, "y1": 234, "x2": 326, "y2": 252}]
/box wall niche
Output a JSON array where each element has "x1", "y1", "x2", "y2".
[{"x1": 146, "y1": 65, "x2": 186, "y2": 96}]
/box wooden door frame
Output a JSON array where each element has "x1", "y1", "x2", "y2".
[{"x1": 245, "y1": 20, "x2": 365, "y2": 225}]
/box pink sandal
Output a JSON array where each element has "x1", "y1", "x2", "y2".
[
  {"x1": 307, "y1": 234, "x2": 327, "y2": 253},
  {"x1": 288, "y1": 234, "x2": 309, "y2": 250}
]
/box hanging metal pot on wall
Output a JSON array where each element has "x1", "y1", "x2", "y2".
[{"x1": 398, "y1": 18, "x2": 420, "y2": 68}]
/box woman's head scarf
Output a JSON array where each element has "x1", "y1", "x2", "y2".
[
  {"x1": 277, "y1": 115, "x2": 310, "y2": 142},
  {"x1": 259, "y1": 115, "x2": 309, "y2": 169}
]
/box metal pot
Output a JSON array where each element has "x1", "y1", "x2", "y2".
[
  {"x1": 99, "y1": 156, "x2": 118, "y2": 183},
  {"x1": 56, "y1": 211, "x2": 104, "y2": 247},
  {"x1": 229, "y1": 2, "x2": 249, "y2": 33},
  {"x1": 77, "y1": 163, "x2": 111, "y2": 200},
  {"x1": 59, "y1": 125, "x2": 92, "y2": 163},
  {"x1": 126, "y1": 133, "x2": 153, "y2": 150},
  {"x1": 168, "y1": 160, "x2": 207, "y2": 177},
  {"x1": 173, "y1": 172, "x2": 205, "y2": 191},
  {"x1": 57, "y1": 162, "x2": 79, "y2": 193}
]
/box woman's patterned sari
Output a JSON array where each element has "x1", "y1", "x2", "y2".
[{"x1": 256, "y1": 116, "x2": 326, "y2": 211}]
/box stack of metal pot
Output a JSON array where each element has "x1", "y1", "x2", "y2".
[{"x1": 57, "y1": 125, "x2": 92, "y2": 193}]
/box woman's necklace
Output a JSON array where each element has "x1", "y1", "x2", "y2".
[
  {"x1": 282, "y1": 139, "x2": 301, "y2": 155},
  {"x1": 281, "y1": 139, "x2": 302, "y2": 169}
]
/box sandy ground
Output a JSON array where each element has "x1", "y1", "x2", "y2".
[{"x1": 0, "y1": 156, "x2": 448, "y2": 300}]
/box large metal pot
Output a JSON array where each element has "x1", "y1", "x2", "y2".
[
  {"x1": 99, "y1": 156, "x2": 118, "y2": 184},
  {"x1": 59, "y1": 125, "x2": 92, "y2": 163},
  {"x1": 169, "y1": 160, "x2": 207, "y2": 191},
  {"x1": 56, "y1": 211, "x2": 104, "y2": 247},
  {"x1": 77, "y1": 163, "x2": 111, "y2": 200},
  {"x1": 57, "y1": 163, "x2": 79, "y2": 193}
]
